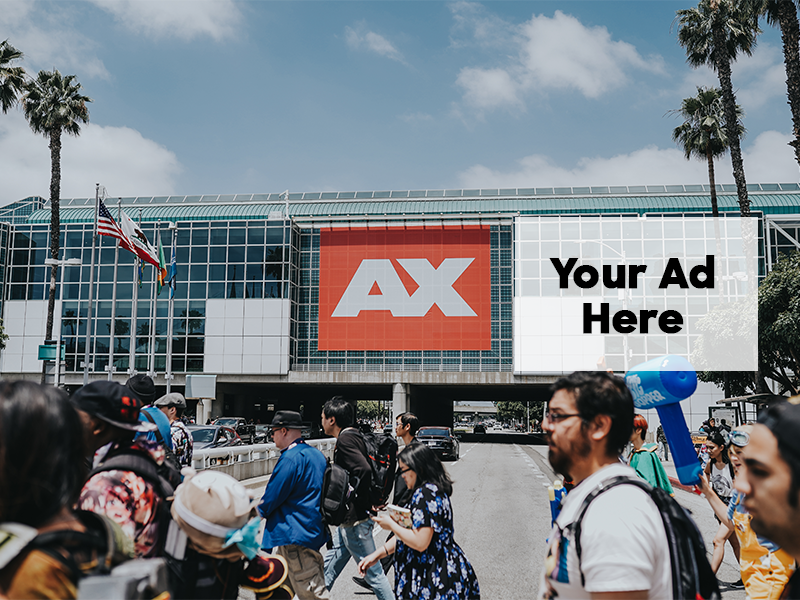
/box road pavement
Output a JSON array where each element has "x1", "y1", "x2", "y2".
[{"x1": 243, "y1": 437, "x2": 747, "y2": 599}]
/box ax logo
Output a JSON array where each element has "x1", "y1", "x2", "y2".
[
  {"x1": 319, "y1": 226, "x2": 491, "y2": 351},
  {"x1": 332, "y1": 258, "x2": 477, "y2": 317}
]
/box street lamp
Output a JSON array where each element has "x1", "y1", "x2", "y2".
[{"x1": 44, "y1": 257, "x2": 82, "y2": 388}]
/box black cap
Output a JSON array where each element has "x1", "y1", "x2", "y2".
[
  {"x1": 70, "y1": 381, "x2": 156, "y2": 433},
  {"x1": 126, "y1": 374, "x2": 155, "y2": 405},
  {"x1": 269, "y1": 411, "x2": 304, "y2": 429},
  {"x1": 758, "y1": 401, "x2": 800, "y2": 467}
]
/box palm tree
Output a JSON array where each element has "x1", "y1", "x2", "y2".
[
  {"x1": 22, "y1": 70, "x2": 91, "y2": 381},
  {"x1": 0, "y1": 40, "x2": 25, "y2": 113},
  {"x1": 676, "y1": 0, "x2": 760, "y2": 217},
  {"x1": 670, "y1": 86, "x2": 745, "y2": 216},
  {"x1": 745, "y1": 0, "x2": 800, "y2": 168}
]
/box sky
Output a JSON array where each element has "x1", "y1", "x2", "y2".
[{"x1": 0, "y1": 0, "x2": 798, "y2": 206}]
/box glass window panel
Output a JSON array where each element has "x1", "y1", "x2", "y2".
[
  {"x1": 247, "y1": 246, "x2": 264, "y2": 263},
  {"x1": 171, "y1": 356, "x2": 186, "y2": 373},
  {"x1": 172, "y1": 337, "x2": 186, "y2": 353},
  {"x1": 248, "y1": 228, "x2": 265, "y2": 244},
  {"x1": 97, "y1": 283, "x2": 114, "y2": 299},
  {"x1": 191, "y1": 228, "x2": 208, "y2": 245},
  {"x1": 229, "y1": 229, "x2": 245, "y2": 244},
  {"x1": 264, "y1": 282, "x2": 283, "y2": 298},
  {"x1": 189, "y1": 282, "x2": 206, "y2": 299},
  {"x1": 30, "y1": 267, "x2": 46, "y2": 282},
  {"x1": 10, "y1": 285, "x2": 25, "y2": 299},
  {"x1": 227, "y1": 264, "x2": 244, "y2": 281},
  {"x1": 187, "y1": 357, "x2": 203, "y2": 372},
  {"x1": 191, "y1": 265, "x2": 207, "y2": 281},
  {"x1": 115, "y1": 301, "x2": 132, "y2": 318},
  {"x1": 208, "y1": 282, "x2": 225, "y2": 298},
  {"x1": 265, "y1": 263, "x2": 282, "y2": 281},
  {"x1": 176, "y1": 229, "x2": 190, "y2": 245},
  {"x1": 117, "y1": 283, "x2": 133, "y2": 298},
  {"x1": 31, "y1": 232, "x2": 47, "y2": 247},
  {"x1": 12, "y1": 250, "x2": 28, "y2": 265},
  {"x1": 155, "y1": 355, "x2": 166, "y2": 370},
  {"x1": 245, "y1": 280, "x2": 262, "y2": 298},
  {"x1": 64, "y1": 284, "x2": 80, "y2": 300},
  {"x1": 187, "y1": 336, "x2": 204, "y2": 354},
  {"x1": 173, "y1": 317, "x2": 186, "y2": 335},
  {"x1": 210, "y1": 228, "x2": 227, "y2": 245},
  {"x1": 227, "y1": 280, "x2": 243, "y2": 299},
  {"x1": 100, "y1": 248, "x2": 116, "y2": 264},
  {"x1": 176, "y1": 246, "x2": 189, "y2": 265},
  {"x1": 209, "y1": 246, "x2": 226, "y2": 263},
  {"x1": 117, "y1": 266, "x2": 134, "y2": 281},
  {"x1": 99, "y1": 266, "x2": 115, "y2": 281},
  {"x1": 191, "y1": 247, "x2": 207, "y2": 263},
  {"x1": 227, "y1": 246, "x2": 245, "y2": 263}
]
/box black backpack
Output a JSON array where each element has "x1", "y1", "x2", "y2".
[
  {"x1": 355, "y1": 430, "x2": 398, "y2": 507},
  {"x1": 320, "y1": 461, "x2": 355, "y2": 526},
  {"x1": 569, "y1": 475, "x2": 720, "y2": 600}
]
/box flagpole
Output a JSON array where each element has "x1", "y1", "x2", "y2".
[
  {"x1": 129, "y1": 256, "x2": 138, "y2": 378},
  {"x1": 149, "y1": 219, "x2": 160, "y2": 379},
  {"x1": 165, "y1": 223, "x2": 176, "y2": 393},
  {"x1": 83, "y1": 184, "x2": 100, "y2": 385},
  {"x1": 107, "y1": 199, "x2": 121, "y2": 381}
]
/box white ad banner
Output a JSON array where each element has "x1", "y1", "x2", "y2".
[{"x1": 513, "y1": 215, "x2": 757, "y2": 374}]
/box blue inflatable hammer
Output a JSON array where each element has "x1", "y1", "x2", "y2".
[{"x1": 624, "y1": 355, "x2": 700, "y2": 486}]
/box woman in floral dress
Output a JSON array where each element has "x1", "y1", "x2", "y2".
[{"x1": 358, "y1": 443, "x2": 480, "y2": 600}]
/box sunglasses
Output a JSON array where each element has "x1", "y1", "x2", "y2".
[{"x1": 729, "y1": 430, "x2": 750, "y2": 448}]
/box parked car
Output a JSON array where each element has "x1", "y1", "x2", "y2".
[
  {"x1": 213, "y1": 417, "x2": 255, "y2": 444},
  {"x1": 188, "y1": 425, "x2": 243, "y2": 450},
  {"x1": 253, "y1": 424, "x2": 271, "y2": 444},
  {"x1": 416, "y1": 426, "x2": 460, "y2": 461},
  {"x1": 473, "y1": 424, "x2": 486, "y2": 434}
]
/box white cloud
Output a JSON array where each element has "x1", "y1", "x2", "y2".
[
  {"x1": 455, "y1": 9, "x2": 664, "y2": 110},
  {"x1": 457, "y1": 130, "x2": 798, "y2": 188},
  {"x1": 89, "y1": 0, "x2": 242, "y2": 42},
  {"x1": 0, "y1": 111, "x2": 181, "y2": 206},
  {"x1": 0, "y1": 1, "x2": 109, "y2": 79},
  {"x1": 344, "y1": 25, "x2": 406, "y2": 64},
  {"x1": 448, "y1": 1, "x2": 514, "y2": 51}
]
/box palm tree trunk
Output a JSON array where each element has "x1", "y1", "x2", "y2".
[
  {"x1": 713, "y1": 21, "x2": 750, "y2": 216},
  {"x1": 707, "y1": 146, "x2": 719, "y2": 217},
  {"x1": 778, "y1": 0, "x2": 800, "y2": 169},
  {"x1": 43, "y1": 127, "x2": 61, "y2": 362}
]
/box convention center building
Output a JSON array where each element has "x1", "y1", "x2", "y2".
[{"x1": 0, "y1": 183, "x2": 798, "y2": 427}]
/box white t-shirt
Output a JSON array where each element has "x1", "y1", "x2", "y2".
[{"x1": 538, "y1": 463, "x2": 672, "y2": 599}]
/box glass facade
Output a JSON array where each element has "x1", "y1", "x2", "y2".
[
  {"x1": 4, "y1": 219, "x2": 295, "y2": 375},
  {"x1": 293, "y1": 224, "x2": 513, "y2": 372}
]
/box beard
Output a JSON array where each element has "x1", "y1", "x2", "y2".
[{"x1": 548, "y1": 429, "x2": 592, "y2": 478}]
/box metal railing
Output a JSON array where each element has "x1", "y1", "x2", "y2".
[{"x1": 192, "y1": 438, "x2": 337, "y2": 478}]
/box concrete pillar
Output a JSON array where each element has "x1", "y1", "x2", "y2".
[
  {"x1": 199, "y1": 398, "x2": 214, "y2": 424},
  {"x1": 392, "y1": 383, "x2": 409, "y2": 426}
]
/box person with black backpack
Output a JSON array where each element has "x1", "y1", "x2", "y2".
[
  {"x1": 0, "y1": 381, "x2": 134, "y2": 599},
  {"x1": 320, "y1": 397, "x2": 394, "y2": 600},
  {"x1": 73, "y1": 380, "x2": 173, "y2": 559},
  {"x1": 538, "y1": 371, "x2": 719, "y2": 600}
]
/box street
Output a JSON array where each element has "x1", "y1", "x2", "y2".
[{"x1": 246, "y1": 437, "x2": 746, "y2": 599}]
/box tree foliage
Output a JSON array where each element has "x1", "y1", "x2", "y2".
[
  {"x1": 697, "y1": 252, "x2": 800, "y2": 395},
  {"x1": 670, "y1": 86, "x2": 744, "y2": 216},
  {"x1": 0, "y1": 40, "x2": 25, "y2": 114},
  {"x1": 493, "y1": 401, "x2": 543, "y2": 424},
  {"x1": 357, "y1": 400, "x2": 387, "y2": 421},
  {"x1": 676, "y1": 0, "x2": 760, "y2": 216}
]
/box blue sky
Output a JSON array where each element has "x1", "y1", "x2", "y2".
[{"x1": 0, "y1": 0, "x2": 797, "y2": 205}]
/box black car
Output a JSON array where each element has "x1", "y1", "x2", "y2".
[
  {"x1": 473, "y1": 424, "x2": 486, "y2": 434},
  {"x1": 187, "y1": 425, "x2": 243, "y2": 450},
  {"x1": 416, "y1": 426, "x2": 460, "y2": 461}
]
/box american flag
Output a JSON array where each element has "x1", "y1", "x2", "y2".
[{"x1": 97, "y1": 200, "x2": 134, "y2": 252}]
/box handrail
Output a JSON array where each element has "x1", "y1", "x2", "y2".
[{"x1": 192, "y1": 438, "x2": 337, "y2": 471}]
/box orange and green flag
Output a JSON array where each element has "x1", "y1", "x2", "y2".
[{"x1": 157, "y1": 235, "x2": 168, "y2": 295}]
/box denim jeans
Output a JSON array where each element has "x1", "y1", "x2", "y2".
[{"x1": 324, "y1": 519, "x2": 394, "y2": 600}]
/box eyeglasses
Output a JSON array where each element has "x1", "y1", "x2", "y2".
[
  {"x1": 544, "y1": 411, "x2": 582, "y2": 423},
  {"x1": 399, "y1": 467, "x2": 413, "y2": 475}
]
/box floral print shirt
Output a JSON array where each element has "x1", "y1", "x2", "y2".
[
  {"x1": 78, "y1": 439, "x2": 164, "y2": 558},
  {"x1": 171, "y1": 420, "x2": 194, "y2": 466}
]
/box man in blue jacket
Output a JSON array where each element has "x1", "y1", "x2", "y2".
[{"x1": 258, "y1": 411, "x2": 329, "y2": 600}]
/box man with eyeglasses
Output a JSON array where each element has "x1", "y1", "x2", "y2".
[
  {"x1": 539, "y1": 371, "x2": 672, "y2": 599},
  {"x1": 734, "y1": 400, "x2": 800, "y2": 599}
]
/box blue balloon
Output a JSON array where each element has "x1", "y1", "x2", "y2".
[{"x1": 625, "y1": 355, "x2": 701, "y2": 486}]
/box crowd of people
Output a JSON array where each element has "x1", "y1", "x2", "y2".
[{"x1": 1, "y1": 371, "x2": 799, "y2": 599}]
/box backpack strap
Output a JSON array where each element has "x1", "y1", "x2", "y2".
[
  {"x1": 142, "y1": 410, "x2": 167, "y2": 447},
  {"x1": 569, "y1": 475, "x2": 654, "y2": 588}
]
